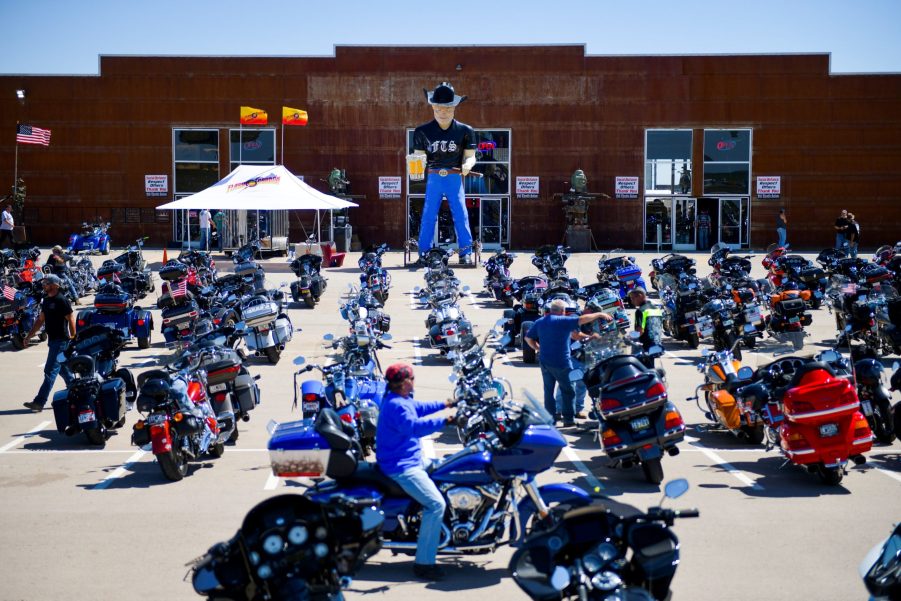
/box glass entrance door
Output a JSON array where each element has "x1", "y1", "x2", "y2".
[
  {"x1": 718, "y1": 197, "x2": 750, "y2": 249},
  {"x1": 673, "y1": 197, "x2": 696, "y2": 251}
]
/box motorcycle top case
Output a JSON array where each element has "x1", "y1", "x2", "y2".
[
  {"x1": 94, "y1": 290, "x2": 130, "y2": 313},
  {"x1": 233, "y1": 373, "x2": 260, "y2": 414},
  {"x1": 616, "y1": 264, "x2": 643, "y2": 283},
  {"x1": 772, "y1": 297, "x2": 806, "y2": 316},
  {"x1": 233, "y1": 261, "x2": 258, "y2": 278},
  {"x1": 242, "y1": 298, "x2": 279, "y2": 328},
  {"x1": 268, "y1": 419, "x2": 356, "y2": 479},
  {"x1": 159, "y1": 262, "x2": 188, "y2": 282},
  {"x1": 96, "y1": 261, "x2": 123, "y2": 279},
  {"x1": 783, "y1": 371, "x2": 860, "y2": 424}
]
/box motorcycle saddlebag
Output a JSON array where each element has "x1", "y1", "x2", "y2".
[
  {"x1": 273, "y1": 315, "x2": 293, "y2": 346},
  {"x1": 234, "y1": 261, "x2": 258, "y2": 277},
  {"x1": 51, "y1": 390, "x2": 70, "y2": 433},
  {"x1": 233, "y1": 373, "x2": 260, "y2": 414},
  {"x1": 773, "y1": 298, "x2": 806, "y2": 317},
  {"x1": 268, "y1": 417, "x2": 357, "y2": 479},
  {"x1": 99, "y1": 378, "x2": 127, "y2": 425},
  {"x1": 206, "y1": 356, "x2": 242, "y2": 386},
  {"x1": 359, "y1": 407, "x2": 379, "y2": 440},
  {"x1": 711, "y1": 390, "x2": 742, "y2": 430}
]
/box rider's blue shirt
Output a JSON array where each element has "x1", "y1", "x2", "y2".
[
  {"x1": 525, "y1": 314, "x2": 580, "y2": 370},
  {"x1": 376, "y1": 391, "x2": 446, "y2": 475}
]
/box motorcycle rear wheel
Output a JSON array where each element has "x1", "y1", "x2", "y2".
[
  {"x1": 137, "y1": 335, "x2": 151, "y2": 349},
  {"x1": 641, "y1": 457, "x2": 664, "y2": 485},
  {"x1": 686, "y1": 332, "x2": 700, "y2": 349},
  {"x1": 743, "y1": 424, "x2": 765, "y2": 445},
  {"x1": 10, "y1": 334, "x2": 25, "y2": 350},
  {"x1": 790, "y1": 331, "x2": 805, "y2": 351},
  {"x1": 816, "y1": 465, "x2": 843, "y2": 485},
  {"x1": 872, "y1": 404, "x2": 896, "y2": 445},
  {"x1": 84, "y1": 428, "x2": 106, "y2": 447},
  {"x1": 264, "y1": 346, "x2": 281, "y2": 365},
  {"x1": 229, "y1": 426, "x2": 239, "y2": 443},
  {"x1": 158, "y1": 446, "x2": 188, "y2": 481}
]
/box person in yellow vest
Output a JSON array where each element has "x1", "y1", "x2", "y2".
[{"x1": 628, "y1": 287, "x2": 664, "y2": 366}]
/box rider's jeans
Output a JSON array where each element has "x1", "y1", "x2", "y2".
[
  {"x1": 34, "y1": 338, "x2": 73, "y2": 407},
  {"x1": 392, "y1": 464, "x2": 447, "y2": 565},
  {"x1": 418, "y1": 172, "x2": 473, "y2": 256}
]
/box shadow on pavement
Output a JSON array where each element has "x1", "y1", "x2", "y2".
[{"x1": 709, "y1": 456, "x2": 855, "y2": 497}]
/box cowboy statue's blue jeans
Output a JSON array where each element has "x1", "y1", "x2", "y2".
[{"x1": 418, "y1": 172, "x2": 473, "y2": 256}]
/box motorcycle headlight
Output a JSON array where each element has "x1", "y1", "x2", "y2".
[{"x1": 262, "y1": 534, "x2": 284, "y2": 555}]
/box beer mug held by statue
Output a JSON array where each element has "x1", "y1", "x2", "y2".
[{"x1": 407, "y1": 153, "x2": 426, "y2": 181}]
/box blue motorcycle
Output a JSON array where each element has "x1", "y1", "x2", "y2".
[
  {"x1": 0, "y1": 280, "x2": 43, "y2": 350},
  {"x1": 67, "y1": 221, "x2": 111, "y2": 255},
  {"x1": 597, "y1": 252, "x2": 648, "y2": 307},
  {"x1": 76, "y1": 282, "x2": 154, "y2": 349},
  {"x1": 269, "y1": 394, "x2": 591, "y2": 554}
]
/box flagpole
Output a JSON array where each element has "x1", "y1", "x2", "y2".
[
  {"x1": 13, "y1": 122, "x2": 19, "y2": 199},
  {"x1": 280, "y1": 121, "x2": 284, "y2": 167}
]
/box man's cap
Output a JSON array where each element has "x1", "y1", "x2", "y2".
[
  {"x1": 628, "y1": 286, "x2": 647, "y2": 295},
  {"x1": 385, "y1": 362, "x2": 415, "y2": 384},
  {"x1": 42, "y1": 274, "x2": 62, "y2": 286},
  {"x1": 424, "y1": 82, "x2": 467, "y2": 107}
]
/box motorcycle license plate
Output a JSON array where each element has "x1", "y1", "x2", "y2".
[
  {"x1": 630, "y1": 416, "x2": 651, "y2": 431},
  {"x1": 2, "y1": 311, "x2": 14, "y2": 320},
  {"x1": 789, "y1": 316, "x2": 800, "y2": 324},
  {"x1": 78, "y1": 410, "x2": 95, "y2": 424},
  {"x1": 722, "y1": 319, "x2": 733, "y2": 326},
  {"x1": 860, "y1": 400, "x2": 873, "y2": 416},
  {"x1": 209, "y1": 383, "x2": 227, "y2": 393},
  {"x1": 819, "y1": 423, "x2": 839, "y2": 438},
  {"x1": 745, "y1": 310, "x2": 761, "y2": 323},
  {"x1": 148, "y1": 414, "x2": 166, "y2": 425},
  {"x1": 302, "y1": 401, "x2": 320, "y2": 413}
]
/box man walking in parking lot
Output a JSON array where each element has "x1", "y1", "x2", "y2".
[
  {"x1": 23, "y1": 275, "x2": 75, "y2": 412},
  {"x1": 525, "y1": 300, "x2": 613, "y2": 427}
]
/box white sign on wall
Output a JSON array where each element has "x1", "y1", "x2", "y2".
[
  {"x1": 515, "y1": 176, "x2": 539, "y2": 198},
  {"x1": 144, "y1": 174, "x2": 168, "y2": 197},
  {"x1": 756, "y1": 176, "x2": 781, "y2": 199},
  {"x1": 615, "y1": 176, "x2": 639, "y2": 199},
  {"x1": 379, "y1": 176, "x2": 402, "y2": 199}
]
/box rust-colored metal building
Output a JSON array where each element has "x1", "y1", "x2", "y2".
[{"x1": 2, "y1": 45, "x2": 900, "y2": 251}]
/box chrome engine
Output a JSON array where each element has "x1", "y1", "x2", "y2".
[{"x1": 443, "y1": 483, "x2": 504, "y2": 546}]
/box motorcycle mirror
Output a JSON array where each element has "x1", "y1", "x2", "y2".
[
  {"x1": 664, "y1": 478, "x2": 690, "y2": 500},
  {"x1": 737, "y1": 366, "x2": 754, "y2": 380},
  {"x1": 381, "y1": 333, "x2": 393, "y2": 341},
  {"x1": 569, "y1": 369, "x2": 584, "y2": 382},
  {"x1": 292, "y1": 356, "x2": 306, "y2": 366},
  {"x1": 323, "y1": 333, "x2": 334, "y2": 341},
  {"x1": 550, "y1": 566, "x2": 571, "y2": 591},
  {"x1": 448, "y1": 373, "x2": 458, "y2": 383}
]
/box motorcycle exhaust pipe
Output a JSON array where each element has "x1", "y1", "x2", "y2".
[
  {"x1": 242, "y1": 414, "x2": 251, "y2": 422},
  {"x1": 667, "y1": 446, "x2": 680, "y2": 457},
  {"x1": 851, "y1": 454, "x2": 866, "y2": 466},
  {"x1": 278, "y1": 344, "x2": 285, "y2": 351}
]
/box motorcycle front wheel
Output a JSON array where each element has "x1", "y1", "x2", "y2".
[
  {"x1": 872, "y1": 402, "x2": 896, "y2": 445},
  {"x1": 641, "y1": 457, "x2": 664, "y2": 485},
  {"x1": 158, "y1": 446, "x2": 188, "y2": 481}
]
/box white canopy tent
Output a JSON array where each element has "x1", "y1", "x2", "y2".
[{"x1": 156, "y1": 165, "x2": 358, "y2": 248}]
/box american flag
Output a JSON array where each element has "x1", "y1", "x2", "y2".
[
  {"x1": 16, "y1": 124, "x2": 52, "y2": 146},
  {"x1": 171, "y1": 279, "x2": 188, "y2": 298},
  {"x1": 2, "y1": 285, "x2": 17, "y2": 302}
]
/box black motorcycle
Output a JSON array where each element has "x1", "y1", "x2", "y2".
[
  {"x1": 189, "y1": 494, "x2": 383, "y2": 601},
  {"x1": 290, "y1": 253, "x2": 327, "y2": 308},
  {"x1": 50, "y1": 325, "x2": 136, "y2": 446},
  {"x1": 510, "y1": 478, "x2": 698, "y2": 601}
]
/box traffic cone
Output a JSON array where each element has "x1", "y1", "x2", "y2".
[{"x1": 162, "y1": 247, "x2": 168, "y2": 263}]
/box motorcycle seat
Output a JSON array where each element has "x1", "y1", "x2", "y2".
[{"x1": 336, "y1": 461, "x2": 408, "y2": 497}]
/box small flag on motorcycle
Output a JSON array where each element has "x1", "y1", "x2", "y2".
[
  {"x1": 2, "y1": 285, "x2": 16, "y2": 301},
  {"x1": 171, "y1": 279, "x2": 187, "y2": 298}
]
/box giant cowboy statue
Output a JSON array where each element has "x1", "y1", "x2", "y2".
[{"x1": 407, "y1": 82, "x2": 476, "y2": 266}]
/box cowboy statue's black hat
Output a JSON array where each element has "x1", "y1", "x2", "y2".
[{"x1": 423, "y1": 81, "x2": 467, "y2": 107}]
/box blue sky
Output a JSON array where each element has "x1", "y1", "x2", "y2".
[{"x1": 2, "y1": 0, "x2": 900, "y2": 74}]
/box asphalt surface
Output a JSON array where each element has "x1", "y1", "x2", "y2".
[{"x1": 0, "y1": 247, "x2": 898, "y2": 601}]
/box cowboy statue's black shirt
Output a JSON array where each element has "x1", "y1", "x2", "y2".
[{"x1": 413, "y1": 119, "x2": 476, "y2": 170}]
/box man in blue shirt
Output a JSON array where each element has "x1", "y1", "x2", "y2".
[
  {"x1": 525, "y1": 300, "x2": 613, "y2": 427},
  {"x1": 376, "y1": 362, "x2": 456, "y2": 581}
]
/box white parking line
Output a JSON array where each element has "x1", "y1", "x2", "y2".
[
  {"x1": 874, "y1": 466, "x2": 901, "y2": 484},
  {"x1": 93, "y1": 448, "x2": 148, "y2": 489},
  {"x1": 690, "y1": 441, "x2": 764, "y2": 490},
  {"x1": 562, "y1": 445, "x2": 604, "y2": 492},
  {"x1": 409, "y1": 287, "x2": 424, "y2": 365},
  {"x1": 0, "y1": 421, "x2": 51, "y2": 453},
  {"x1": 264, "y1": 472, "x2": 282, "y2": 490}
]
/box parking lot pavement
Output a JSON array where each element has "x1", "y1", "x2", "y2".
[{"x1": 0, "y1": 247, "x2": 898, "y2": 600}]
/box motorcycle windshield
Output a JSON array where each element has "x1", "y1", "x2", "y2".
[{"x1": 520, "y1": 390, "x2": 554, "y2": 426}]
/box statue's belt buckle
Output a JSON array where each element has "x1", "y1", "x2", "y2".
[{"x1": 438, "y1": 169, "x2": 449, "y2": 177}]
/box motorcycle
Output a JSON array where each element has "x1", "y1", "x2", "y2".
[
  {"x1": 859, "y1": 521, "x2": 901, "y2": 601},
  {"x1": 853, "y1": 353, "x2": 896, "y2": 444},
  {"x1": 289, "y1": 253, "x2": 327, "y2": 308},
  {"x1": 240, "y1": 291, "x2": 293, "y2": 364},
  {"x1": 584, "y1": 335, "x2": 684, "y2": 484},
  {"x1": 0, "y1": 277, "x2": 43, "y2": 350},
  {"x1": 50, "y1": 325, "x2": 136, "y2": 446},
  {"x1": 111, "y1": 237, "x2": 154, "y2": 298},
  {"x1": 76, "y1": 281, "x2": 154, "y2": 349},
  {"x1": 67, "y1": 220, "x2": 111, "y2": 255},
  {"x1": 649, "y1": 253, "x2": 695, "y2": 292},
  {"x1": 358, "y1": 243, "x2": 391, "y2": 304},
  {"x1": 660, "y1": 272, "x2": 704, "y2": 349},
  {"x1": 132, "y1": 362, "x2": 228, "y2": 481},
  {"x1": 734, "y1": 352, "x2": 873, "y2": 484},
  {"x1": 687, "y1": 341, "x2": 764, "y2": 443},
  {"x1": 270, "y1": 394, "x2": 591, "y2": 553},
  {"x1": 189, "y1": 494, "x2": 383, "y2": 601},
  {"x1": 597, "y1": 252, "x2": 646, "y2": 306},
  {"x1": 764, "y1": 282, "x2": 812, "y2": 351},
  {"x1": 510, "y1": 478, "x2": 699, "y2": 601},
  {"x1": 483, "y1": 248, "x2": 517, "y2": 307},
  {"x1": 698, "y1": 296, "x2": 743, "y2": 358}
]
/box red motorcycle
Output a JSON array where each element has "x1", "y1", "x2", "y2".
[{"x1": 737, "y1": 355, "x2": 872, "y2": 484}]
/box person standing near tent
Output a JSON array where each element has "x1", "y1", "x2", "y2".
[
  {"x1": 213, "y1": 209, "x2": 225, "y2": 252},
  {"x1": 408, "y1": 82, "x2": 476, "y2": 266},
  {"x1": 198, "y1": 208, "x2": 212, "y2": 251}
]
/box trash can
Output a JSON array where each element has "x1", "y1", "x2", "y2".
[{"x1": 335, "y1": 225, "x2": 352, "y2": 253}]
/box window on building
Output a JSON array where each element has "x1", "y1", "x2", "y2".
[
  {"x1": 703, "y1": 129, "x2": 751, "y2": 195},
  {"x1": 229, "y1": 129, "x2": 276, "y2": 171},
  {"x1": 645, "y1": 129, "x2": 692, "y2": 194},
  {"x1": 173, "y1": 129, "x2": 219, "y2": 194}
]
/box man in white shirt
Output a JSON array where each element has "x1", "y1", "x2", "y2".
[
  {"x1": 198, "y1": 208, "x2": 212, "y2": 251},
  {"x1": 0, "y1": 203, "x2": 14, "y2": 248}
]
